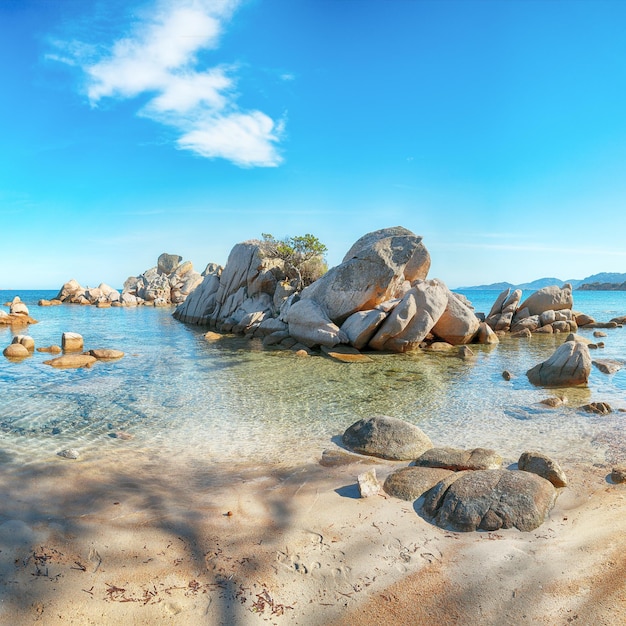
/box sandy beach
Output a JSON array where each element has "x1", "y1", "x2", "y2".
[{"x1": 0, "y1": 446, "x2": 624, "y2": 626}]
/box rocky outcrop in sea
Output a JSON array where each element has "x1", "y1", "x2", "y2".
[
  {"x1": 52, "y1": 253, "x2": 203, "y2": 307},
  {"x1": 173, "y1": 226, "x2": 496, "y2": 352}
]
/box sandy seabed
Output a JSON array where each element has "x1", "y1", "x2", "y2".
[{"x1": 0, "y1": 447, "x2": 624, "y2": 626}]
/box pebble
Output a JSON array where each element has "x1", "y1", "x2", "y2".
[{"x1": 57, "y1": 448, "x2": 80, "y2": 460}]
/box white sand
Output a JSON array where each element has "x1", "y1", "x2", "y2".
[{"x1": 0, "y1": 448, "x2": 624, "y2": 625}]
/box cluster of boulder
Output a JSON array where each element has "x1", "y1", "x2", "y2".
[
  {"x1": 51, "y1": 253, "x2": 203, "y2": 307},
  {"x1": 332, "y1": 415, "x2": 565, "y2": 532},
  {"x1": 174, "y1": 227, "x2": 500, "y2": 353},
  {"x1": 0, "y1": 297, "x2": 38, "y2": 326},
  {"x1": 2, "y1": 330, "x2": 123, "y2": 368}
]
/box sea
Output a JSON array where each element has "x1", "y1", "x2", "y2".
[{"x1": 1, "y1": 289, "x2": 625, "y2": 470}]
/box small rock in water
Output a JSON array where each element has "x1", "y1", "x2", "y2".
[
  {"x1": 113, "y1": 431, "x2": 134, "y2": 440},
  {"x1": 502, "y1": 370, "x2": 512, "y2": 381},
  {"x1": 540, "y1": 396, "x2": 566, "y2": 408},
  {"x1": 357, "y1": 469, "x2": 381, "y2": 498},
  {"x1": 581, "y1": 402, "x2": 612, "y2": 415},
  {"x1": 57, "y1": 448, "x2": 80, "y2": 460}
]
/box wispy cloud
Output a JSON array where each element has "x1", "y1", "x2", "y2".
[{"x1": 51, "y1": 0, "x2": 284, "y2": 168}]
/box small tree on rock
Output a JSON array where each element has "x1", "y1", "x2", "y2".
[{"x1": 261, "y1": 233, "x2": 328, "y2": 289}]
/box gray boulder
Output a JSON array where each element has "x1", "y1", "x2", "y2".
[
  {"x1": 518, "y1": 451, "x2": 567, "y2": 488},
  {"x1": 426, "y1": 469, "x2": 558, "y2": 532},
  {"x1": 527, "y1": 340, "x2": 592, "y2": 387},
  {"x1": 415, "y1": 447, "x2": 503, "y2": 471},
  {"x1": 342, "y1": 415, "x2": 433, "y2": 461},
  {"x1": 383, "y1": 466, "x2": 452, "y2": 501},
  {"x1": 340, "y1": 309, "x2": 387, "y2": 350}
]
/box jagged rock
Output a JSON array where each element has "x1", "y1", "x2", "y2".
[
  {"x1": 173, "y1": 270, "x2": 221, "y2": 324},
  {"x1": 457, "y1": 345, "x2": 474, "y2": 359},
  {"x1": 581, "y1": 401, "x2": 612, "y2": 415},
  {"x1": 518, "y1": 284, "x2": 573, "y2": 317},
  {"x1": 62, "y1": 332, "x2": 84, "y2": 352},
  {"x1": 426, "y1": 469, "x2": 558, "y2": 532},
  {"x1": 43, "y1": 354, "x2": 96, "y2": 368},
  {"x1": 342, "y1": 415, "x2": 433, "y2": 461},
  {"x1": 527, "y1": 340, "x2": 591, "y2": 387},
  {"x1": 383, "y1": 466, "x2": 452, "y2": 501},
  {"x1": 518, "y1": 451, "x2": 567, "y2": 488},
  {"x1": 415, "y1": 447, "x2": 502, "y2": 471},
  {"x1": 358, "y1": 469, "x2": 381, "y2": 498},
  {"x1": 369, "y1": 280, "x2": 448, "y2": 352},
  {"x1": 510, "y1": 315, "x2": 540, "y2": 334}
]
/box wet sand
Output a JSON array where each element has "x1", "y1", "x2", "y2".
[{"x1": 0, "y1": 448, "x2": 624, "y2": 625}]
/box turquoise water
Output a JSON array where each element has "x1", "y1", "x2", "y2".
[{"x1": 1, "y1": 289, "x2": 625, "y2": 469}]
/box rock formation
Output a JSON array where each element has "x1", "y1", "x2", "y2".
[
  {"x1": 173, "y1": 226, "x2": 501, "y2": 353},
  {"x1": 53, "y1": 253, "x2": 202, "y2": 307},
  {"x1": 526, "y1": 339, "x2": 592, "y2": 387}
]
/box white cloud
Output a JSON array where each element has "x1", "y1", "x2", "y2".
[
  {"x1": 55, "y1": 0, "x2": 283, "y2": 167},
  {"x1": 178, "y1": 111, "x2": 283, "y2": 167}
]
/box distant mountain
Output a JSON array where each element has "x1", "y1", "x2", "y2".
[{"x1": 458, "y1": 272, "x2": 626, "y2": 291}]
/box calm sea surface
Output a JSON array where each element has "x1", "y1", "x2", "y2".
[{"x1": 1, "y1": 289, "x2": 625, "y2": 470}]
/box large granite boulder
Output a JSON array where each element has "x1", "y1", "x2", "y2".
[
  {"x1": 369, "y1": 279, "x2": 448, "y2": 352},
  {"x1": 174, "y1": 241, "x2": 292, "y2": 327},
  {"x1": 486, "y1": 288, "x2": 522, "y2": 332},
  {"x1": 431, "y1": 287, "x2": 480, "y2": 345},
  {"x1": 301, "y1": 226, "x2": 429, "y2": 324},
  {"x1": 425, "y1": 469, "x2": 558, "y2": 532},
  {"x1": 342, "y1": 415, "x2": 432, "y2": 461},
  {"x1": 518, "y1": 284, "x2": 573, "y2": 317},
  {"x1": 527, "y1": 339, "x2": 592, "y2": 387},
  {"x1": 157, "y1": 253, "x2": 182, "y2": 275},
  {"x1": 286, "y1": 299, "x2": 348, "y2": 348}
]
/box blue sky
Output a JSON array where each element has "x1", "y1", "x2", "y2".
[{"x1": 3, "y1": 0, "x2": 626, "y2": 289}]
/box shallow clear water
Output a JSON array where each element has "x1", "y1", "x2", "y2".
[{"x1": 1, "y1": 289, "x2": 625, "y2": 469}]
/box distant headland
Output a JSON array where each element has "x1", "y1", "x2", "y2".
[{"x1": 458, "y1": 272, "x2": 626, "y2": 291}]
